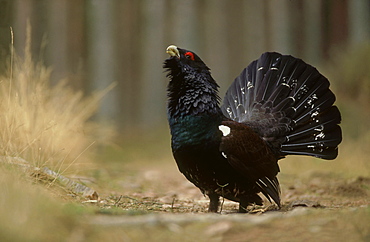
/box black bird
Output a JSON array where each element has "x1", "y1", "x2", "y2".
[{"x1": 164, "y1": 45, "x2": 342, "y2": 213}]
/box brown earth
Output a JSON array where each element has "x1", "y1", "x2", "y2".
[{"x1": 80, "y1": 158, "x2": 370, "y2": 241}]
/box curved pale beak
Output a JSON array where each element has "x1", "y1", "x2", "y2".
[{"x1": 166, "y1": 45, "x2": 180, "y2": 58}]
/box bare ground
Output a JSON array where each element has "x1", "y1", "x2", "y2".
[
  {"x1": 78, "y1": 158, "x2": 370, "y2": 241},
  {"x1": 1, "y1": 148, "x2": 369, "y2": 241}
]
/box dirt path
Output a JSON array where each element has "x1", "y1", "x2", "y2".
[{"x1": 83, "y1": 161, "x2": 370, "y2": 241}]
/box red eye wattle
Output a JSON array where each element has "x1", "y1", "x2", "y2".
[{"x1": 184, "y1": 52, "x2": 195, "y2": 61}]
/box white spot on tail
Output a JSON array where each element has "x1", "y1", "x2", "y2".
[
  {"x1": 219, "y1": 125, "x2": 231, "y2": 136},
  {"x1": 259, "y1": 179, "x2": 267, "y2": 187},
  {"x1": 221, "y1": 152, "x2": 227, "y2": 158},
  {"x1": 247, "y1": 81, "x2": 254, "y2": 89}
]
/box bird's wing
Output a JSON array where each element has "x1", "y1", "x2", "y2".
[
  {"x1": 221, "y1": 52, "x2": 341, "y2": 159},
  {"x1": 218, "y1": 120, "x2": 281, "y2": 206}
]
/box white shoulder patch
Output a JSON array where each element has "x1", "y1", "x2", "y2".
[
  {"x1": 221, "y1": 152, "x2": 227, "y2": 159},
  {"x1": 218, "y1": 125, "x2": 231, "y2": 136}
]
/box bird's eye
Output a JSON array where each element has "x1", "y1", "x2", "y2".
[{"x1": 184, "y1": 52, "x2": 195, "y2": 61}]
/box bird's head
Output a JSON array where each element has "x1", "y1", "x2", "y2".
[
  {"x1": 164, "y1": 45, "x2": 221, "y2": 118},
  {"x1": 164, "y1": 45, "x2": 211, "y2": 80}
]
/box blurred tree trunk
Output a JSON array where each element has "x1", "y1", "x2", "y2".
[
  {"x1": 243, "y1": 0, "x2": 267, "y2": 60},
  {"x1": 168, "y1": 0, "x2": 199, "y2": 50},
  {"x1": 225, "y1": 0, "x2": 248, "y2": 80},
  {"x1": 115, "y1": 0, "x2": 140, "y2": 130},
  {"x1": 348, "y1": 0, "x2": 370, "y2": 46},
  {"x1": 322, "y1": 0, "x2": 349, "y2": 57},
  {"x1": 12, "y1": 0, "x2": 47, "y2": 60},
  {"x1": 303, "y1": 0, "x2": 322, "y2": 64},
  {"x1": 12, "y1": 0, "x2": 33, "y2": 56},
  {"x1": 201, "y1": 0, "x2": 230, "y2": 90},
  {"x1": 66, "y1": 0, "x2": 87, "y2": 91},
  {"x1": 46, "y1": 0, "x2": 68, "y2": 85},
  {"x1": 85, "y1": 0, "x2": 119, "y2": 125},
  {"x1": 331, "y1": 1, "x2": 349, "y2": 47},
  {"x1": 267, "y1": 0, "x2": 292, "y2": 54},
  {"x1": 0, "y1": 0, "x2": 12, "y2": 74},
  {"x1": 138, "y1": 0, "x2": 166, "y2": 128}
]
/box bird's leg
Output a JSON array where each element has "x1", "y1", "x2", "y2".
[
  {"x1": 239, "y1": 199, "x2": 249, "y2": 213},
  {"x1": 208, "y1": 194, "x2": 220, "y2": 213}
]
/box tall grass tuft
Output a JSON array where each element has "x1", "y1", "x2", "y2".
[
  {"x1": 0, "y1": 29, "x2": 106, "y2": 176},
  {"x1": 0, "y1": 28, "x2": 110, "y2": 241}
]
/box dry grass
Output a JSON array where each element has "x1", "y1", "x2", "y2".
[
  {"x1": 0, "y1": 29, "x2": 106, "y2": 241},
  {"x1": 0, "y1": 29, "x2": 106, "y2": 175}
]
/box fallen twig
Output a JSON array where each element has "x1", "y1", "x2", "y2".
[{"x1": 0, "y1": 156, "x2": 99, "y2": 200}]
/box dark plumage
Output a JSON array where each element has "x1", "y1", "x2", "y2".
[{"x1": 164, "y1": 45, "x2": 342, "y2": 213}]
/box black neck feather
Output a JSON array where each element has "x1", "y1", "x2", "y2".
[{"x1": 166, "y1": 70, "x2": 222, "y2": 119}]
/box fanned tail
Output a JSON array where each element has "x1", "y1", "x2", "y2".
[{"x1": 222, "y1": 52, "x2": 342, "y2": 160}]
